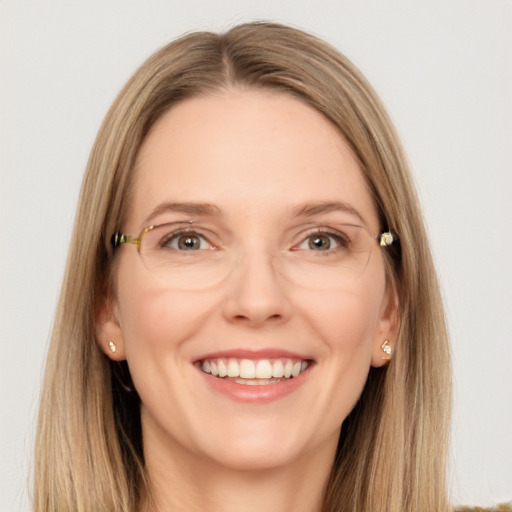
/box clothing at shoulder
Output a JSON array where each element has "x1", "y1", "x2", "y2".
[{"x1": 456, "y1": 504, "x2": 512, "y2": 512}]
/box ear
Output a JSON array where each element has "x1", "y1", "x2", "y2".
[
  {"x1": 371, "y1": 281, "x2": 399, "y2": 367},
  {"x1": 95, "y1": 292, "x2": 126, "y2": 361}
]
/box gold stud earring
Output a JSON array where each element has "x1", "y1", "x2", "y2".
[
  {"x1": 108, "y1": 341, "x2": 117, "y2": 353},
  {"x1": 381, "y1": 339, "x2": 392, "y2": 358}
]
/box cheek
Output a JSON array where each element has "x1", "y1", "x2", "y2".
[
  {"x1": 115, "y1": 282, "x2": 222, "y2": 439},
  {"x1": 286, "y1": 280, "x2": 386, "y2": 446},
  {"x1": 298, "y1": 279, "x2": 385, "y2": 354},
  {"x1": 114, "y1": 258, "x2": 217, "y2": 393},
  {"x1": 117, "y1": 285, "x2": 213, "y2": 356}
]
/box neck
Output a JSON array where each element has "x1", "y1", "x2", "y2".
[{"x1": 141, "y1": 427, "x2": 337, "y2": 512}]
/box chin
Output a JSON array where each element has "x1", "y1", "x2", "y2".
[
  {"x1": 190, "y1": 416, "x2": 338, "y2": 473},
  {"x1": 202, "y1": 439, "x2": 310, "y2": 473}
]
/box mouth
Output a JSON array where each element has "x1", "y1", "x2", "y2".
[{"x1": 197, "y1": 357, "x2": 312, "y2": 386}]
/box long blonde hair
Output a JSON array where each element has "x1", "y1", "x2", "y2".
[{"x1": 34, "y1": 22, "x2": 451, "y2": 512}]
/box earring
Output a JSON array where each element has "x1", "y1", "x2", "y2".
[
  {"x1": 108, "y1": 341, "x2": 117, "y2": 353},
  {"x1": 381, "y1": 339, "x2": 392, "y2": 358}
]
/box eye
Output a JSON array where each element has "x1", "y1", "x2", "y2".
[
  {"x1": 307, "y1": 234, "x2": 333, "y2": 251},
  {"x1": 163, "y1": 232, "x2": 212, "y2": 251},
  {"x1": 296, "y1": 231, "x2": 348, "y2": 252}
]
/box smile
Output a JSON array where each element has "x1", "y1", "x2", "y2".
[{"x1": 199, "y1": 358, "x2": 310, "y2": 385}]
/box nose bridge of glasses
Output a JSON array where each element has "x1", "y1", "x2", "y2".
[{"x1": 227, "y1": 242, "x2": 283, "y2": 283}]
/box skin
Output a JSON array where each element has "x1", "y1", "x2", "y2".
[{"x1": 97, "y1": 88, "x2": 398, "y2": 512}]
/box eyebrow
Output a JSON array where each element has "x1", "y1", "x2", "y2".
[
  {"x1": 144, "y1": 202, "x2": 222, "y2": 225},
  {"x1": 142, "y1": 200, "x2": 365, "y2": 227},
  {"x1": 291, "y1": 201, "x2": 366, "y2": 225}
]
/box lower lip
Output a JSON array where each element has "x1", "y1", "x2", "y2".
[{"x1": 196, "y1": 366, "x2": 311, "y2": 403}]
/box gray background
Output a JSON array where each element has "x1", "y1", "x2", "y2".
[{"x1": 1, "y1": 0, "x2": 511, "y2": 510}]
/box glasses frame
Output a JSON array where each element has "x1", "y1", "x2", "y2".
[{"x1": 111, "y1": 223, "x2": 396, "y2": 253}]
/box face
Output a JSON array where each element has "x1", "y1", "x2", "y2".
[{"x1": 98, "y1": 88, "x2": 397, "y2": 473}]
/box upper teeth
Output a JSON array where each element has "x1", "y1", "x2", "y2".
[{"x1": 200, "y1": 358, "x2": 308, "y2": 379}]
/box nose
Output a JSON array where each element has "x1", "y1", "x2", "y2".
[{"x1": 221, "y1": 249, "x2": 291, "y2": 327}]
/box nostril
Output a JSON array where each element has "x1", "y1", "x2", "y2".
[{"x1": 231, "y1": 313, "x2": 282, "y2": 324}]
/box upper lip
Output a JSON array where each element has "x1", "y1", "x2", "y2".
[{"x1": 193, "y1": 348, "x2": 314, "y2": 363}]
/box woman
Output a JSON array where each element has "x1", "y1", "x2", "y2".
[{"x1": 34, "y1": 22, "x2": 452, "y2": 511}]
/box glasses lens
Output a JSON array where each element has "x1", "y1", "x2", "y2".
[
  {"x1": 282, "y1": 223, "x2": 373, "y2": 290},
  {"x1": 139, "y1": 223, "x2": 373, "y2": 291},
  {"x1": 140, "y1": 224, "x2": 230, "y2": 290}
]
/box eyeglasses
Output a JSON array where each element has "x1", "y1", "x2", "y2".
[{"x1": 111, "y1": 222, "x2": 396, "y2": 291}]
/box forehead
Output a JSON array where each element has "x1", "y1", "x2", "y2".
[{"x1": 129, "y1": 88, "x2": 378, "y2": 230}]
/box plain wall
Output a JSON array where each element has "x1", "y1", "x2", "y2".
[{"x1": 1, "y1": 0, "x2": 511, "y2": 510}]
